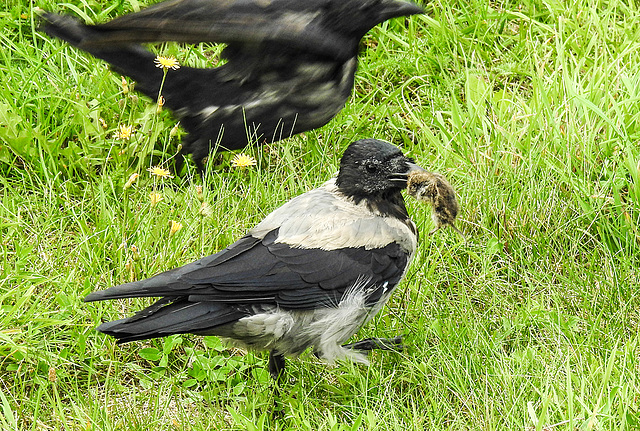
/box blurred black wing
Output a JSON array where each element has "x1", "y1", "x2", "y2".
[{"x1": 64, "y1": 0, "x2": 353, "y2": 60}]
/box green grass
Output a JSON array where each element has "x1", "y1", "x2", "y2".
[{"x1": 1, "y1": 0, "x2": 640, "y2": 429}]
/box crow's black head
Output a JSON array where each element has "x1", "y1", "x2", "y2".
[
  {"x1": 336, "y1": 139, "x2": 424, "y2": 203},
  {"x1": 323, "y1": 0, "x2": 424, "y2": 39}
]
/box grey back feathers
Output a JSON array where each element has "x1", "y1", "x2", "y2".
[{"x1": 250, "y1": 178, "x2": 417, "y2": 253}]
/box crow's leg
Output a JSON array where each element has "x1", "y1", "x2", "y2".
[
  {"x1": 267, "y1": 350, "x2": 286, "y2": 416},
  {"x1": 268, "y1": 350, "x2": 286, "y2": 382},
  {"x1": 342, "y1": 336, "x2": 403, "y2": 351}
]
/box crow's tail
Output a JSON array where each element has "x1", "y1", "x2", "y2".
[
  {"x1": 40, "y1": 13, "x2": 163, "y2": 98},
  {"x1": 96, "y1": 297, "x2": 247, "y2": 343}
]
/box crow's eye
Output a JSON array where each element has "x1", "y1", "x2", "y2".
[{"x1": 365, "y1": 162, "x2": 378, "y2": 173}]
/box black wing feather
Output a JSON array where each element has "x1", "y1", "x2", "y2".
[
  {"x1": 97, "y1": 298, "x2": 249, "y2": 343},
  {"x1": 85, "y1": 229, "x2": 408, "y2": 310}
]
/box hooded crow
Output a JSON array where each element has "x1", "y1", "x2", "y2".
[
  {"x1": 40, "y1": 0, "x2": 424, "y2": 174},
  {"x1": 84, "y1": 138, "x2": 424, "y2": 379}
]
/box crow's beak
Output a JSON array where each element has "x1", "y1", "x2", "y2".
[
  {"x1": 407, "y1": 161, "x2": 427, "y2": 175},
  {"x1": 379, "y1": 0, "x2": 425, "y2": 21},
  {"x1": 389, "y1": 161, "x2": 427, "y2": 185}
]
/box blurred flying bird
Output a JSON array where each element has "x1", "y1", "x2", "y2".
[
  {"x1": 84, "y1": 139, "x2": 425, "y2": 380},
  {"x1": 40, "y1": 0, "x2": 424, "y2": 174}
]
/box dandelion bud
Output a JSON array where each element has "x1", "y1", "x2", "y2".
[
  {"x1": 121, "y1": 76, "x2": 129, "y2": 94},
  {"x1": 124, "y1": 172, "x2": 139, "y2": 190},
  {"x1": 157, "y1": 95, "x2": 165, "y2": 114},
  {"x1": 170, "y1": 122, "x2": 180, "y2": 138},
  {"x1": 125, "y1": 259, "x2": 135, "y2": 282},
  {"x1": 199, "y1": 201, "x2": 213, "y2": 218},
  {"x1": 130, "y1": 245, "x2": 140, "y2": 261},
  {"x1": 48, "y1": 367, "x2": 57, "y2": 383},
  {"x1": 195, "y1": 185, "x2": 204, "y2": 202}
]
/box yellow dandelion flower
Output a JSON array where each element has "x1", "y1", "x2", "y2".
[
  {"x1": 149, "y1": 191, "x2": 163, "y2": 206},
  {"x1": 154, "y1": 56, "x2": 180, "y2": 70},
  {"x1": 115, "y1": 124, "x2": 133, "y2": 140},
  {"x1": 231, "y1": 153, "x2": 257, "y2": 169},
  {"x1": 169, "y1": 220, "x2": 183, "y2": 236},
  {"x1": 147, "y1": 166, "x2": 174, "y2": 178},
  {"x1": 124, "y1": 172, "x2": 139, "y2": 190}
]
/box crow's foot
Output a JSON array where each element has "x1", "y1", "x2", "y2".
[{"x1": 342, "y1": 336, "x2": 403, "y2": 352}]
